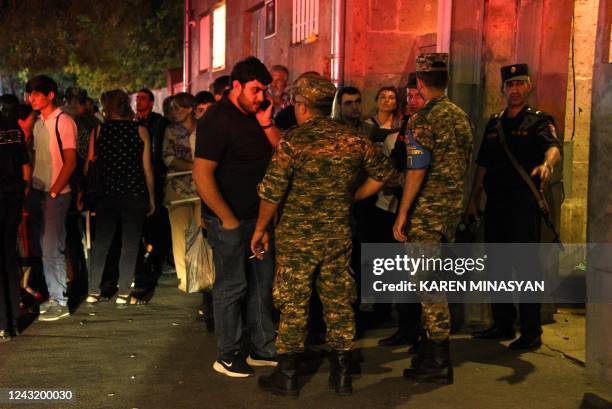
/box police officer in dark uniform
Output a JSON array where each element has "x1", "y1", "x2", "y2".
[{"x1": 467, "y1": 64, "x2": 562, "y2": 350}]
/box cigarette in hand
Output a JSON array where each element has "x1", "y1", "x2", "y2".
[{"x1": 249, "y1": 251, "x2": 265, "y2": 259}]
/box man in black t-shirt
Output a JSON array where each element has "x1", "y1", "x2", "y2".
[
  {"x1": 466, "y1": 64, "x2": 561, "y2": 350},
  {"x1": 193, "y1": 57, "x2": 281, "y2": 378}
]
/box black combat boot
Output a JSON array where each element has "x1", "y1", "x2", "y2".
[
  {"x1": 329, "y1": 350, "x2": 353, "y2": 396},
  {"x1": 403, "y1": 339, "x2": 453, "y2": 385},
  {"x1": 258, "y1": 354, "x2": 299, "y2": 397}
]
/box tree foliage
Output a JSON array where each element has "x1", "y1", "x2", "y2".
[{"x1": 0, "y1": 0, "x2": 182, "y2": 98}]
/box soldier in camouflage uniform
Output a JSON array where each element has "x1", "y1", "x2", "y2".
[
  {"x1": 250, "y1": 76, "x2": 394, "y2": 397},
  {"x1": 392, "y1": 53, "x2": 473, "y2": 384}
]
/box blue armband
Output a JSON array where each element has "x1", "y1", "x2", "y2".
[{"x1": 405, "y1": 129, "x2": 431, "y2": 169}]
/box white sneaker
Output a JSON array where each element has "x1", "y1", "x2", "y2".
[
  {"x1": 38, "y1": 305, "x2": 70, "y2": 321},
  {"x1": 246, "y1": 354, "x2": 279, "y2": 367},
  {"x1": 212, "y1": 355, "x2": 254, "y2": 378},
  {"x1": 39, "y1": 299, "x2": 59, "y2": 314}
]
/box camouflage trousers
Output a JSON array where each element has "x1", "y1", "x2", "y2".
[
  {"x1": 407, "y1": 228, "x2": 451, "y2": 342},
  {"x1": 274, "y1": 236, "x2": 356, "y2": 354}
]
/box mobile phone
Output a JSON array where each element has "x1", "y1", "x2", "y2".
[{"x1": 260, "y1": 98, "x2": 271, "y2": 111}]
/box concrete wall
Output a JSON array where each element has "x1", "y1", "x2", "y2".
[
  {"x1": 586, "y1": 0, "x2": 612, "y2": 384},
  {"x1": 344, "y1": 0, "x2": 438, "y2": 115},
  {"x1": 560, "y1": 0, "x2": 600, "y2": 244},
  {"x1": 480, "y1": 0, "x2": 573, "y2": 125},
  {"x1": 449, "y1": 0, "x2": 485, "y2": 131}
]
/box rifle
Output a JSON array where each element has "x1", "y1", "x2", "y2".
[{"x1": 495, "y1": 116, "x2": 564, "y2": 249}]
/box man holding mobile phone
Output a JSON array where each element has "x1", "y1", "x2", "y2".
[{"x1": 193, "y1": 57, "x2": 280, "y2": 378}]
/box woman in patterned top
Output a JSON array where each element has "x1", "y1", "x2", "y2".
[{"x1": 85, "y1": 89, "x2": 155, "y2": 306}]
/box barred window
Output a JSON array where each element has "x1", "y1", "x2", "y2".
[{"x1": 292, "y1": 0, "x2": 319, "y2": 44}]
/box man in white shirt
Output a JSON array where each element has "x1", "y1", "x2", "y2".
[{"x1": 26, "y1": 75, "x2": 77, "y2": 321}]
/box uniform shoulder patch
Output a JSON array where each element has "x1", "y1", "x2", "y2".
[
  {"x1": 527, "y1": 107, "x2": 545, "y2": 117},
  {"x1": 490, "y1": 110, "x2": 504, "y2": 120}
]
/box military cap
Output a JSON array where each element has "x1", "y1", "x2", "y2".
[
  {"x1": 289, "y1": 76, "x2": 337, "y2": 105},
  {"x1": 501, "y1": 64, "x2": 529, "y2": 83},
  {"x1": 416, "y1": 53, "x2": 449, "y2": 73},
  {"x1": 406, "y1": 72, "x2": 417, "y2": 89}
]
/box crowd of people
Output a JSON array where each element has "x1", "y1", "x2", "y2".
[{"x1": 0, "y1": 54, "x2": 561, "y2": 397}]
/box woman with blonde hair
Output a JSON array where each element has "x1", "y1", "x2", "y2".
[{"x1": 86, "y1": 89, "x2": 155, "y2": 305}]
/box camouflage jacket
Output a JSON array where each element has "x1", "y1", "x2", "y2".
[
  {"x1": 258, "y1": 116, "x2": 393, "y2": 239},
  {"x1": 407, "y1": 96, "x2": 473, "y2": 240}
]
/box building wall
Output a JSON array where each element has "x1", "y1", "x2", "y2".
[
  {"x1": 344, "y1": 0, "x2": 438, "y2": 115},
  {"x1": 480, "y1": 0, "x2": 573, "y2": 126},
  {"x1": 187, "y1": 0, "x2": 439, "y2": 117},
  {"x1": 559, "y1": 0, "x2": 600, "y2": 244},
  {"x1": 586, "y1": 0, "x2": 612, "y2": 383},
  {"x1": 188, "y1": 0, "x2": 334, "y2": 94}
]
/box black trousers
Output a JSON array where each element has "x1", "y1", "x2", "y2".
[
  {"x1": 0, "y1": 185, "x2": 23, "y2": 331},
  {"x1": 369, "y1": 206, "x2": 421, "y2": 332},
  {"x1": 484, "y1": 190, "x2": 542, "y2": 338},
  {"x1": 90, "y1": 197, "x2": 147, "y2": 294},
  {"x1": 134, "y1": 205, "x2": 171, "y2": 290}
]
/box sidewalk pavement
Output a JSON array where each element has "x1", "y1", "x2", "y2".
[{"x1": 1, "y1": 276, "x2": 610, "y2": 409}]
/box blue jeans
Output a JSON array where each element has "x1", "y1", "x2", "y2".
[
  {"x1": 205, "y1": 217, "x2": 276, "y2": 360},
  {"x1": 28, "y1": 189, "x2": 71, "y2": 306}
]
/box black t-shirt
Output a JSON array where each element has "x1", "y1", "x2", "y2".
[
  {"x1": 274, "y1": 105, "x2": 297, "y2": 130},
  {"x1": 137, "y1": 112, "x2": 167, "y2": 171},
  {"x1": 0, "y1": 127, "x2": 29, "y2": 187},
  {"x1": 476, "y1": 106, "x2": 560, "y2": 196},
  {"x1": 195, "y1": 97, "x2": 273, "y2": 220}
]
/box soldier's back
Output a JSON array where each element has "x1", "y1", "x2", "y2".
[{"x1": 279, "y1": 116, "x2": 383, "y2": 238}]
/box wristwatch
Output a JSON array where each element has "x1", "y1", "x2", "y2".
[{"x1": 261, "y1": 120, "x2": 274, "y2": 129}]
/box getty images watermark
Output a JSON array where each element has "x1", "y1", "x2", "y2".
[
  {"x1": 360, "y1": 243, "x2": 611, "y2": 304},
  {"x1": 371, "y1": 253, "x2": 544, "y2": 293}
]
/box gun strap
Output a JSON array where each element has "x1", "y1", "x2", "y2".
[{"x1": 495, "y1": 112, "x2": 563, "y2": 245}]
